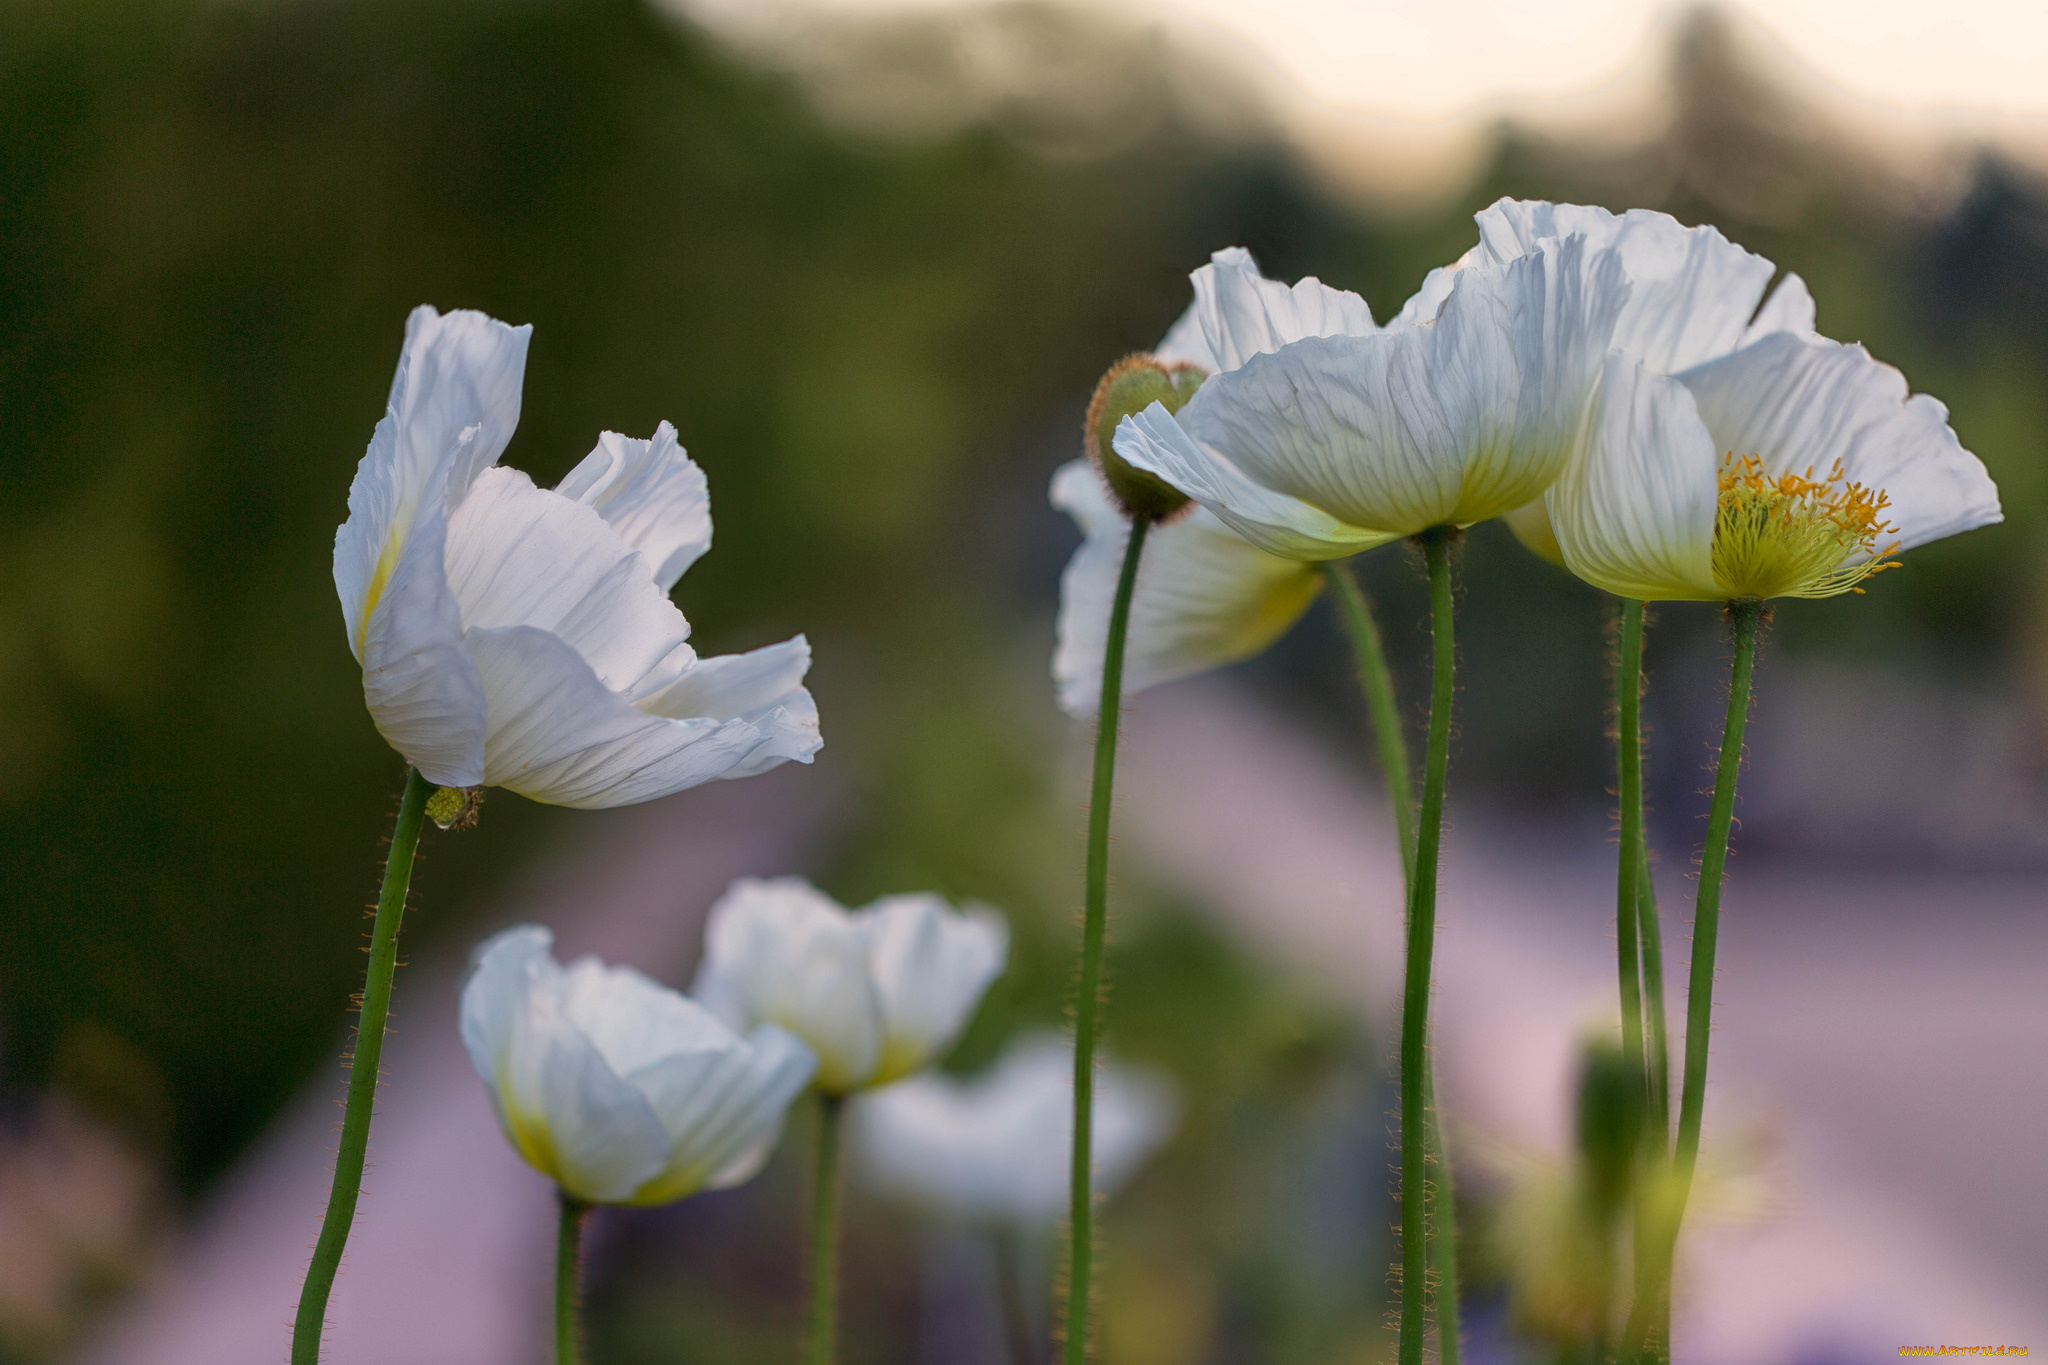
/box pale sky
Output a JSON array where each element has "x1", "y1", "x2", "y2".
[{"x1": 696, "y1": 0, "x2": 2048, "y2": 124}]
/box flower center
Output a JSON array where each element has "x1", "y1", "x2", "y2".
[{"x1": 1710, "y1": 454, "x2": 1899, "y2": 599}]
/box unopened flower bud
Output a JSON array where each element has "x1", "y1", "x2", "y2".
[
  {"x1": 1085, "y1": 354, "x2": 1205, "y2": 521},
  {"x1": 1574, "y1": 1033, "x2": 1646, "y2": 1221}
]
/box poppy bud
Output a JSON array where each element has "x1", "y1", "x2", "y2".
[{"x1": 1084, "y1": 354, "x2": 1205, "y2": 521}]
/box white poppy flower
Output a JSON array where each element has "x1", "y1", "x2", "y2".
[
  {"x1": 1412, "y1": 200, "x2": 1820, "y2": 563},
  {"x1": 1547, "y1": 336, "x2": 2001, "y2": 602},
  {"x1": 1050, "y1": 247, "x2": 1348, "y2": 715},
  {"x1": 333, "y1": 305, "x2": 821, "y2": 808},
  {"x1": 459, "y1": 925, "x2": 815, "y2": 1206},
  {"x1": 853, "y1": 1031, "x2": 1177, "y2": 1229},
  {"x1": 692, "y1": 877, "x2": 1009, "y2": 1096},
  {"x1": 1112, "y1": 233, "x2": 1631, "y2": 560}
]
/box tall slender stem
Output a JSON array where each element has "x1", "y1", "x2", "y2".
[
  {"x1": 1638, "y1": 846, "x2": 1671, "y2": 1140},
  {"x1": 1614, "y1": 600, "x2": 1648, "y2": 1086},
  {"x1": 1424, "y1": 1066, "x2": 1463, "y2": 1365},
  {"x1": 556, "y1": 1194, "x2": 590, "y2": 1365},
  {"x1": 807, "y1": 1093, "x2": 848, "y2": 1365},
  {"x1": 1322, "y1": 561, "x2": 1416, "y2": 884},
  {"x1": 1323, "y1": 559, "x2": 1459, "y2": 1360},
  {"x1": 292, "y1": 767, "x2": 431, "y2": 1365},
  {"x1": 1065, "y1": 511, "x2": 1151, "y2": 1365},
  {"x1": 1398, "y1": 527, "x2": 1456, "y2": 1365},
  {"x1": 1625, "y1": 598, "x2": 1764, "y2": 1363}
]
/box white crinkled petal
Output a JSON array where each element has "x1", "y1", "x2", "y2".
[
  {"x1": 1175, "y1": 326, "x2": 1488, "y2": 535},
  {"x1": 1048, "y1": 461, "x2": 1321, "y2": 716},
  {"x1": 636, "y1": 637, "x2": 821, "y2": 780},
  {"x1": 693, "y1": 877, "x2": 885, "y2": 1093},
  {"x1": 357, "y1": 465, "x2": 488, "y2": 786},
  {"x1": 1547, "y1": 354, "x2": 1721, "y2": 601},
  {"x1": 1190, "y1": 246, "x2": 1375, "y2": 373},
  {"x1": 1740, "y1": 272, "x2": 1817, "y2": 345},
  {"x1": 1152, "y1": 298, "x2": 1220, "y2": 372},
  {"x1": 445, "y1": 466, "x2": 696, "y2": 702},
  {"x1": 335, "y1": 307, "x2": 531, "y2": 660},
  {"x1": 1113, "y1": 403, "x2": 1397, "y2": 559},
  {"x1": 1677, "y1": 332, "x2": 2002, "y2": 555},
  {"x1": 463, "y1": 625, "x2": 780, "y2": 808},
  {"x1": 555, "y1": 423, "x2": 713, "y2": 592},
  {"x1": 1456, "y1": 234, "x2": 1630, "y2": 523},
  {"x1": 1473, "y1": 200, "x2": 1776, "y2": 373},
  {"x1": 860, "y1": 895, "x2": 1008, "y2": 1085}
]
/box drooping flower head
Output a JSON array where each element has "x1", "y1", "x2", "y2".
[
  {"x1": 459, "y1": 925, "x2": 815, "y2": 1206},
  {"x1": 853, "y1": 1031, "x2": 1178, "y2": 1229},
  {"x1": 692, "y1": 877, "x2": 1009, "y2": 1095},
  {"x1": 334, "y1": 306, "x2": 821, "y2": 808}
]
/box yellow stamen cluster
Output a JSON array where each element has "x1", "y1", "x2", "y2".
[{"x1": 1710, "y1": 454, "x2": 1900, "y2": 599}]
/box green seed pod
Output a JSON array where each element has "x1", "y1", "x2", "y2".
[
  {"x1": 426, "y1": 785, "x2": 483, "y2": 830},
  {"x1": 1084, "y1": 353, "x2": 1206, "y2": 522}
]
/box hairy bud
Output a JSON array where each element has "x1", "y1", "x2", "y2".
[{"x1": 1084, "y1": 354, "x2": 1205, "y2": 522}]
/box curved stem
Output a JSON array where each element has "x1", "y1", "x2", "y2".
[
  {"x1": 1324, "y1": 559, "x2": 1459, "y2": 1360},
  {"x1": 291, "y1": 767, "x2": 431, "y2": 1365},
  {"x1": 1624, "y1": 598, "x2": 1763, "y2": 1362},
  {"x1": 806, "y1": 1093, "x2": 847, "y2": 1365},
  {"x1": 556, "y1": 1194, "x2": 590, "y2": 1365},
  {"x1": 1398, "y1": 527, "x2": 1456, "y2": 1365},
  {"x1": 1322, "y1": 561, "x2": 1416, "y2": 885},
  {"x1": 1064, "y1": 511, "x2": 1151, "y2": 1365}
]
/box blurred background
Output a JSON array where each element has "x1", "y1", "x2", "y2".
[{"x1": 3, "y1": 0, "x2": 2045, "y2": 1359}]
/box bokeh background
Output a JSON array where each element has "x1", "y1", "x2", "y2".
[{"x1": 3, "y1": 0, "x2": 2046, "y2": 1360}]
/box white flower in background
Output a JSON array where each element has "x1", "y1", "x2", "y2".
[
  {"x1": 854, "y1": 1031, "x2": 1178, "y2": 1229},
  {"x1": 459, "y1": 926, "x2": 815, "y2": 1206},
  {"x1": 1050, "y1": 462, "x2": 1322, "y2": 716},
  {"x1": 1546, "y1": 336, "x2": 2000, "y2": 601},
  {"x1": 1051, "y1": 247, "x2": 1363, "y2": 713},
  {"x1": 333, "y1": 306, "x2": 820, "y2": 809},
  {"x1": 693, "y1": 877, "x2": 1009, "y2": 1095},
  {"x1": 1112, "y1": 232, "x2": 1630, "y2": 559}
]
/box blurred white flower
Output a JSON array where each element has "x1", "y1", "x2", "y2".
[
  {"x1": 854, "y1": 1032, "x2": 1177, "y2": 1229},
  {"x1": 333, "y1": 305, "x2": 820, "y2": 808},
  {"x1": 1111, "y1": 230, "x2": 1630, "y2": 559},
  {"x1": 692, "y1": 877, "x2": 1008, "y2": 1095},
  {"x1": 459, "y1": 925, "x2": 815, "y2": 1206},
  {"x1": 1548, "y1": 336, "x2": 2001, "y2": 601},
  {"x1": 1051, "y1": 247, "x2": 1351, "y2": 714}
]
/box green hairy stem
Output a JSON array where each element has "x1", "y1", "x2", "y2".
[
  {"x1": 1322, "y1": 559, "x2": 1460, "y2": 1362},
  {"x1": 1398, "y1": 528, "x2": 1457, "y2": 1365},
  {"x1": 1064, "y1": 511, "x2": 1151, "y2": 1365},
  {"x1": 556, "y1": 1195, "x2": 590, "y2": 1365},
  {"x1": 291, "y1": 767, "x2": 431, "y2": 1365},
  {"x1": 806, "y1": 1094, "x2": 847, "y2": 1365},
  {"x1": 1625, "y1": 598, "x2": 1763, "y2": 1362}
]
